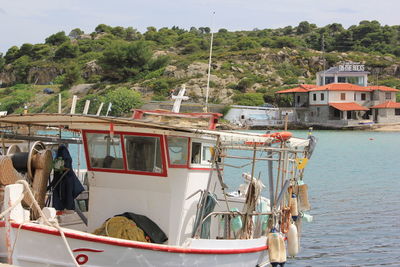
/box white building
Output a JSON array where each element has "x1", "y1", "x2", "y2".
[{"x1": 276, "y1": 63, "x2": 400, "y2": 127}]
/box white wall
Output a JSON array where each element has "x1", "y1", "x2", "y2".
[
  {"x1": 309, "y1": 91, "x2": 328, "y2": 105},
  {"x1": 327, "y1": 91, "x2": 370, "y2": 104}
]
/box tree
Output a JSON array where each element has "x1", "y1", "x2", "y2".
[
  {"x1": 111, "y1": 26, "x2": 126, "y2": 38},
  {"x1": 95, "y1": 24, "x2": 112, "y2": 33},
  {"x1": 18, "y1": 43, "x2": 34, "y2": 57},
  {"x1": 4, "y1": 46, "x2": 20, "y2": 63},
  {"x1": 45, "y1": 31, "x2": 69, "y2": 46},
  {"x1": 62, "y1": 64, "x2": 81, "y2": 89},
  {"x1": 103, "y1": 87, "x2": 143, "y2": 116},
  {"x1": 0, "y1": 53, "x2": 5, "y2": 71},
  {"x1": 99, "y1": 41, "x2": 153, "y2": 81},
  {"x1": 296, "y1": 21, "x2": 312, "y2": 35},
  {"x1": 125, "y1": 27, "x2": 141, "y2": 41},
  {"x1": 13, "y1": 56, "x2": 31, "y2": 83},
  {"x1": 69, "y1": 28, "x2": 84, "y2": 39},
  {"x1": 55, "y1": 42, "x2": 79, "y2": 59}
]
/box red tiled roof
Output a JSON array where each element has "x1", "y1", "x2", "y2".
[
  {"x1": 276, "y1": 84, "x2": 317, "y2": 94},
  {"x1": 329, "y1": 102, "x2": 369, "y2": 111},
  {"x1": 309, "y1": 83, "x2": 370, "y2": 92},
  {"x1": 370, "y1": 101, "x2": 400, "y2": 109},
  {"x1": 366, "y1": 86, "x2": 400, "y2": 92}
]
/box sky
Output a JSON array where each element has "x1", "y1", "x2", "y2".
[{"x1": 0, "y1": 0, "x2": 399, "y2": 53}]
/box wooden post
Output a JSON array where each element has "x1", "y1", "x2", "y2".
[{"x1": 284, "y1": 113, "x2": 288, "y2": 131}]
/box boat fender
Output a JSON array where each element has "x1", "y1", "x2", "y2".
[
  {"x1": 290, "y1": 193, "x2": 298, "y2": 220},
  {"x1": 287, "y1": 223, "x2": 299, "y2": 257},
  {"x1": 230, "y1": 208, "x2": 243, "y2": 234},
  {"x1": 297, "y1": 184, "x2": 311, "y2": 211},
  {"x1": 268, "y1": 229, "x2": 287, "y2": 265}
]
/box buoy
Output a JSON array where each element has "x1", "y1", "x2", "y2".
[
  {"x1": 290, "y1": 193, "x2": 298, "y2": 219},
  {"x1": 287, "y1": 223, "x2": 299, "y2": 257},
  {"x1": 268, "y1": 230, "x2": 287, "y2": 265}
]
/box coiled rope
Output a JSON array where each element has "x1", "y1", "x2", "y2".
[{"x1": 0, "y1": 180, "x2": 80, "y2": 267}]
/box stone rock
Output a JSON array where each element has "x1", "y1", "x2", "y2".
[
  {"x1": 27, "y1": 66, "x2": 61, "y2": 85},
  {"x1": 187, "y1": 62, "x2": 209, "y2": 77},
  {"x1": 0, "y1": 67, "x2": 16, "y2": 86},
  {"x1": 163, "y1": 65, "x2": 177, "y2": 77},
  {"x1": 82, "y1": 60, "x2": 102, "y2": 79},
  {"x1": 69, "y1": 84, "x2": 94, "y2": 95},
  {"x1": 231, "y1": 66, "x2": 244, "y2": 73},
  {"x1": 383, "y1": 56, "x2": 394, "y2": 62}
]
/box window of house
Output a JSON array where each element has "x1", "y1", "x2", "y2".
[
  {"x1": 320, "y1": 93, "x2": 324, "y2": 101},
  {"x1": 333, "y1": 109, "x2": 341, "y2": 118},
  {"x1": 385, "y1": 92, "x2": 392, "y2": 100},
  {"x1": 167, "y1": 136, "x2": 189, "y2": 167},
  {"x1": 125, "y1": 135, "x2": 163, "y2": 173},
  {"x1": 340, "y1": 93, "x2": 346, "y2": 100},
  {"x1": 338, "y1": 77, "x2": 346, "y2": 83},
  {"x1": 325, "y1": 77, "x2": 334, "y2": 84},
  {"x1": 313, "y1": 94, "x2": 317, "y2": 101},
  {"x1": 347, "y1": 77, "x2": 359, "y2": 85},
  {"x1": 86, "y1": 133, "x2": 124, "y2": 169},
  {"x1": 361, "y1": 93, "x2": 366, "y2": 101},
  {"x1": 354, "y1": 93, "x2": 356, "y2": 101},
  {"x1": 317, "y1": 107, "x2": 320, "y2": 116},
  {"x1": 395, "y1": 109, "x2": 400, "y2": 116},
  {"x1": 297, "y1": 95, "x2": 300, "y2": 103}
]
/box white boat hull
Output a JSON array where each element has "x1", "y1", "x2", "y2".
[{"x1": 0, "y1": 222, "x2": 268, "y2": 267}]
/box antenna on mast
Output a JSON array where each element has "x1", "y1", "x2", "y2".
[
  {"x1": 322, "y1": 34, "x2": 326, "y2": 85},
  {"x1": 204, "y1": 11, "x2": 215, "y2": 113}
]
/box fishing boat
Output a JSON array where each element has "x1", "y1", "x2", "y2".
[{"x1": 0, "y1": 109, "x2": 315, "y2": 267}]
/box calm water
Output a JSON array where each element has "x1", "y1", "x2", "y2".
[{"x1": 226, "y1": 130, "x2": 400, "y2": 267}]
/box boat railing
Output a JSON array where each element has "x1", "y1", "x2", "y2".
[{"x1": 198, "y1": 210, "x2": 272, "y2": 239}]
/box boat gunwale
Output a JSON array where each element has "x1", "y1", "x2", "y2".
[{"x1": 0, "y1": 222, "x2": 268, "y2": 255}]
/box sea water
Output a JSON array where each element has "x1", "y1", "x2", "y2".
[{"x1": 225, "y1": 130, "x2": 400, "y2": 267}]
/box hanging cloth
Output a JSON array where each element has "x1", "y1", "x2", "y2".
[{"x1": 48, "y1": 145, "x2": 84, "y2": 210}]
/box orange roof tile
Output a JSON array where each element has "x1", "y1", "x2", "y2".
[
  {"x1": 366, "y1": 86, "x2": 400, "y2": 92},
  {"x1": 276, "y1": 84, "x2": 317, "y2": 94},
  {"x1": 370, "y1": 101, "x2": 400, "y2": 109},
  {"x1": 329, "y1": 102, "x2": 369, "y2": 111},
  {"x1": 309, "y1": 83, "x2": 371, "y2": 92}
]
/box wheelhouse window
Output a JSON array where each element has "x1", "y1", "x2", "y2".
[
  {"x1": 191, "y1": 141, "x2": 214, "y2": 166},
  {"x1": 86, "y1": 133, "x2": 124, "y2": 169},
  {"x1": 167, "y1": 136, "x2": 189, "y2": 167},
  {"x1": 125, "y1": 135, "x2": 163, "y2": 173}
]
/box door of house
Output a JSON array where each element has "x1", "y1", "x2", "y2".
[
  {"x1": 374, "y1": 109, "x2": 378, "y2": 122},
  {"x1": 347, "y1": 111, "x2": 352, "y2": 119}
]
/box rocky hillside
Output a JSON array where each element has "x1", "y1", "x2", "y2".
[{"x1": 0, "y1": 21, "x2": 400, "y2": 115}]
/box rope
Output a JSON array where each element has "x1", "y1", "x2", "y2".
[{"x1": 1, "y1": 180, "x2": 80, "y2": 267}]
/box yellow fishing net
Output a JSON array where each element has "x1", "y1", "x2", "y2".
[{"x1": 93, "y1": 216, "x2": 149, "y2": 242}]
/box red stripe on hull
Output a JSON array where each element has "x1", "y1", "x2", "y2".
[{"x1": 0, "y1": 222, "x2": 268, "y2": 255}]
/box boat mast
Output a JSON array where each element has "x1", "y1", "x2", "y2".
[{"x1": 204, "y1": 11, "x2": 215, "y2": 113}]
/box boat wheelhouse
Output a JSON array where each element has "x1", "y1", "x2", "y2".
[{"x1": 0, "y1": 113, "x2": 315, "y2": 267}]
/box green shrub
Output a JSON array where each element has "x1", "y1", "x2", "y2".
[
  {"x1": 103, "y1": 87, "x2": 143, "y2": 117},
  {"x1": 232, "y1": 93, "x2": 264, "y2": 106}
]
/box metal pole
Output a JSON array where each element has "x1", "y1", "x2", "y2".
[{"x1": 204, "y1": 11, "x2": 215, "y2": 113}]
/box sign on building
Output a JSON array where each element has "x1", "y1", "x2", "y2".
[{"x1": 338, "y1": 62, "x2": 365, "y2": 72}]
